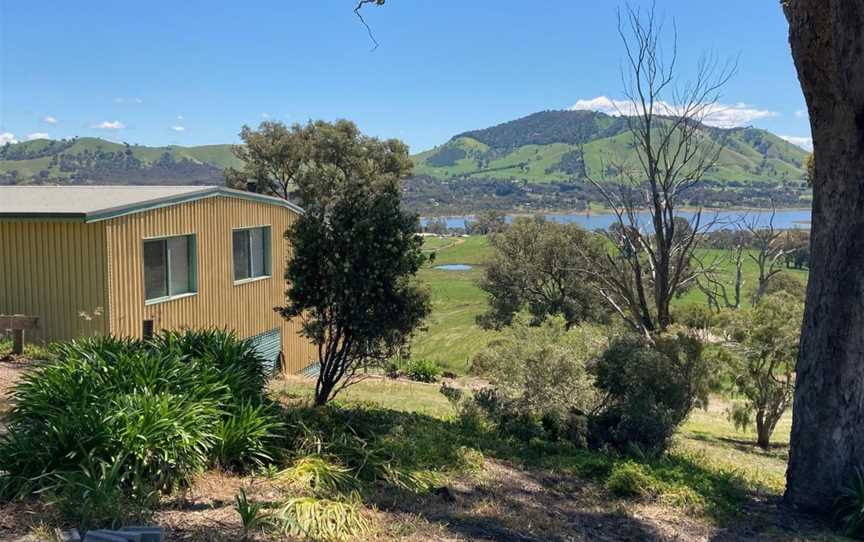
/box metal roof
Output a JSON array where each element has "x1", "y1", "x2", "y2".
[{"x1": 0, "y1": 185, "x2": 303, "y2": 222}]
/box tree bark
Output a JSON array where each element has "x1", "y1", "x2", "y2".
[{"x1": 784, "y1": 0, "x2": 864, "y2": 512}]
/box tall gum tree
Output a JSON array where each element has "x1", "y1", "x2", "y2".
[{"x1": 783, "y1": 0, "x2": 864, "y2": 512}]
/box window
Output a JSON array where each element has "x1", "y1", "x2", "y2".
[
  {"x1": 143, "y1": 235, "x2": 197, "y2": 302},
  {"x1": 233, "y1": 226, "x2": 271, "y2": 282}
]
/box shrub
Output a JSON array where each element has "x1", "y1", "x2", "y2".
[
  {"x1": 283, "y1": 403, "x2": 474, "y2": 494},
  {"x1": 606, "y1": 461, "x2": 656, "y2": 498},
  {"x1": 0, "y1": 330, "x2": 282, "y2": 525},
  {"x1": 673, "y1": 304, "x2": 714, "y2": 330},
  {"x1": 276, "y1": 495, "x2": 371, "y2": 542},
  {"x1": 234, "y1": 487, "x2": 271, "y2": 537},
  {"x1": 470, "y1": 315, "x2": 603, "y2": 443},
  {"x1": 403, "y1": 359, "x2": 442, "y2": 383},
  {"x1": 590, "y1": 330, "x2": 713, "y2": 456},
  {"x1": 213, "y1": 402, "x2": 284, "y2": 470},
  {"x1": 45, "y1": 453, "x2": 150, "y2": 529},
  {"x1": 836, "y1": 467, "x2": 864, "y2": 538}
]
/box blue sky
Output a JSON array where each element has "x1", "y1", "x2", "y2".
[{"x1": 0, "y1": 1, "x2": 811, "y2": 153}]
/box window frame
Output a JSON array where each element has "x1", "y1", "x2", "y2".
[
  {"x1": 232, "y1": 225, "x2": 273, "y2": 285},
  {"x1": 142, "y1": 233, "x2": 198, "y2": 305}
]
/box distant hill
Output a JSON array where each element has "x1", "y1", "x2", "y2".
[
  {"x1": 411, "y1": 110, "x2": 809, "y2": 185},
  {"x1": 0, "y1": 112, "x2": 810, "y2": 213},
  {"x1": 0, "y1": 137, "x2": 238, "y2": 186}
]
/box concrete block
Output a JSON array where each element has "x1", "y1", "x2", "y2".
[
  {"x1": 83, "y1": 532, "x2": 128, "y2": 542},
  {"x1": 60, "y1": 530, "x2": 82, "y2": 542},
  {"x1": 119, "y1": 526, "x2": 163, "y2": 542}
]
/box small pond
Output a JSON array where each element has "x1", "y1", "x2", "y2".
[{"x1": 434, "y1": 264, "x2": 473, "y2": 271}]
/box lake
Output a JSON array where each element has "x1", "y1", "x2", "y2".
[
  {"x1": 434, "y1": 264, "x2": 473, "y2": 271},
  {"x1": 422, "y1": 208, "x2": 812, "y2": 232}
]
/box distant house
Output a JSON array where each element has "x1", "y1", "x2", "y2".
[{"x1": 0, "y1": 185, "x2": 317, "y2": 373}]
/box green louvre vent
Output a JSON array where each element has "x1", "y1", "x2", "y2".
[{"x1": 249, "y1": 328, "x2": 282, "y2": 376}]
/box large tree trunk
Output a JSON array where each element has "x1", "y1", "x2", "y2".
[{"x1": 784, "y1": 0, "x2": 864, "y2": 512}]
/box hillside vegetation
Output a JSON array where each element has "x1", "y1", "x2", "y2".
[
  {"x1": 412, "y1": 110, "x2": 809, "y2": 185},
  {"x1": 0, "y1": 137, "x2": 238, "y2": 185}
]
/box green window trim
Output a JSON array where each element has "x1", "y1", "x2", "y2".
[
  {"x1": 233, "y1": 225, "x2": 272, "y2": 284},
  {"x1": 143, "y1": 234, "x2": 198, "y2": 304}
]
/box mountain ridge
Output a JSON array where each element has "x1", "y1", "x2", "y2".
[
  {"x1": 0, "y1": 110, "x2": 807, "y2": 198},
  {"x1": 411, "y1": 110, "x2": 809, "y2": 185}
]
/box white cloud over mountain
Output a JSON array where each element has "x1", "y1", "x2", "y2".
[
  {"x1": 570, "y1": 96, "x2": 778, "y2": 128},
  {"x1": 94, "y1": 120, "x2": 125, "y2": 130},
  {"x1": 780, "y1": 135, "x2": 813, "y2": 151}
]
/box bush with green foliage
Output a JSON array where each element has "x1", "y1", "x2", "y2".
[
  {"x1": 605, "y1": 460, "x2": 656, "y2": 497},
  {"x1": 476, "y1": 217, "x2": 611, "y2": 329},
  {"x1": 470, "y1": 315, "x2": 603, "y2": 444},
  {"x1": 836, "y1": 467, "x2": 864, "y2": 538},
  {"x1": 0, "y1": 330, "x2": 282, "y2": 526},
  {"x1": 590, "y1": 330, "x2": 713, "y2": 456},
  {"x1": 403, "y1": 359, "x2": 442, "y2": 383},
  {"x1": 673, "y1": 304, "x2": 715, "y2": 330},
  {"x1": 716, "y1": 292, "x2": 803, "y2": 448}
]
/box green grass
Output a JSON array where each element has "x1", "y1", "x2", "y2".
[
  {"x1": 0, "y1": 337, "x2": 55, "y2": 360},
  {"x1": 413, "y1": 236, "x2": 496, "y2": 373},
  {"x1": 675, "y1": 248, "x2": 809, "y2": 308},
  {"x1": 273, "y1": 376, "x2": 456, "y2": 419},
  {"x1": 411, "y1": 235, "x2": 810, "y2": 374},
  {"x1": 272, "y1": 375, "x2": 798, "y2": 527}
]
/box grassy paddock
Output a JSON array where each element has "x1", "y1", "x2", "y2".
[{"x1": 412, "y1": 235, "x2": 810, "y2": 374}]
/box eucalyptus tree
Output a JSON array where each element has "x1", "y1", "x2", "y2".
[
  {"x1": 276, "y1": 120, "x2": 431, "y2": 405},
  {"x1": 783, "y1": 0, "x2": 864, "y2": 512}
]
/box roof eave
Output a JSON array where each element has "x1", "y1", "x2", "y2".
[{"x1": 83, "y1": 186, "x2": 304, "y2": 223}]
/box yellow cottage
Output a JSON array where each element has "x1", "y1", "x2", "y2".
[{"x1": 0, "y1": 185, "x2": 317, "y2": 373}]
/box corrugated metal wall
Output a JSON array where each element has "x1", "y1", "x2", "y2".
[
  {"x1": 104, "y1": 196, "x2": 317, "y2": 373},
  {"x1": 0, "y1": 221, "x2": 110, "y2": 343}
]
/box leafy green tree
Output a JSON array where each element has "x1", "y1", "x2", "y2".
[
  {"x1": 423, "y1": 218, "x2": 448, "y2": 235},
  {"x1": 466, "y1": 210, "x2": 508, "y2": 235},
  {"x1": 718, "y1": 292, "x2": 803, "y2": 449},
  {"x1": 225, "y1": 121, "x2": 310, "y2": 200},
  {"x1": 277, "y1": 120, "x2": 431, "y2": 405},
  {"x1": 477, "y1": 217, "x2": 610, "y2": 329}
]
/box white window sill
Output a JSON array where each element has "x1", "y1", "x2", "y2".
[
  {"x1": 233, "y1": 275, "x2": 272, "y2": 286},
  {"x1": 145, "y1": 292, "x2": 198, "y2": 306}
]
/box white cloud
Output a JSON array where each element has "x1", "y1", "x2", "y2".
[
  {"x1": 42, "y1": 115, "x2": 58, "y2": 125},
  {"x1": 114, "y1": 97, "x2": 143, "y2": 104},
  {"x1": 260, "y1": 112, "x2": 271, "y2": 119},
  {"x1": 26, "y1": 132, "x2": 50, "y2": 141},
  {"x1": 170, "y1": 125, "x2": 186, "y2": 132},
  {"x1": 569, "y1": 95, "x2": 779, "y2": 128},
  {"x1": 794, "y1": 109, "x2": 807, "y2": 119},
  {"x1": 94, "y1": 120, "x2": 125, "y2": 130},
  {"x1": 0, "y1": 132, "x2": 18, "y2": 145},
  {"x1": 780, "y1": 135, "x2": 813, "y2": 151},
  {"x1": 177, "y1": 115, "x2": 184, "y2": 120}
]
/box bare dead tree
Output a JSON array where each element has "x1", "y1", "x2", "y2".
[
  {"x1": 581, "y1": 4, "x2": 735, "y2": 336},
  {"x1": 695, "y1": 244, "x2": 745, "y2": 311},
  {"x1": 744, "y1": 205, "x2": 792, "y2": 304}
]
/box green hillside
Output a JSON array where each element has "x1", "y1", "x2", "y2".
[
  {"x1": 0, "y1": 112, "x2": 809, "y2": 213},
  {"x1": 412, "y1": 110, "x2": 809, "y2": 184},
  {"x1": 0, "y1": 137, "x2": 238, "y2": 185}
]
